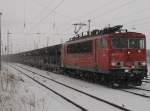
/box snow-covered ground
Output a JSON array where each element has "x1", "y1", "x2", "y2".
[
  {"x1": 137, "y1": 65, "x2": 150, "y2": 90},
  {"x1": 1, "y1": 64, "x2": 81, "y2": 111},
  {"x1": 2, "y1": 63, "x2": 150, "y2": 111},
  {"x1": 5, "y1": 63, "x2": 121, "y2": 111}
]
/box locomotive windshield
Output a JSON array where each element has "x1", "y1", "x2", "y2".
[
  {"x1": 112, "y1": 38, "x2": 128, "y2": 48},
  {"x1": 129, "y1": 39, "x2": 144, "y2": 49},
  {"x1": 112, "y1": 37, "x2": 145, "y2": 49}
]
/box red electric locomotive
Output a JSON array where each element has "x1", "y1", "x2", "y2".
[
  {"x1": 61, "y1": 25, "x2": 147, "y2": 86},
  {"x1": 2, "y1": 25, "x2": 147, "y2": 87}
]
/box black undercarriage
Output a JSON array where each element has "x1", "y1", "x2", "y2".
[{"x1": 61, "y1": 67, "x2": 147, "y2": 87}]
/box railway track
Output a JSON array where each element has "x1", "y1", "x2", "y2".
[
  {"x1": 142, "y1": 80, "x2": 150, "y2": 83},
  {"x1": 9, "y1": 65, "x2": 88, "y2": 111},
  {"x1": 129, "y1": 86, "x2": 150, "y2": 92},
  {"x1": 8, "y1": 64, "x2": 131, "y2": 111},
  {"x1": 14, "y1": 63, "x2": 150, "y2": 99},
  {"x1": 145, "y1": 78, "x2": 150, "y2": 81},
  {"x1": 118, "y1": 85, "x2": 150, "y2": 98},
  {"x1": 120, "y1": 89, "x2": 150, "y2": 98},
  {"x1": 18, "y1": 64, "x2": 150, "y2": 99}
]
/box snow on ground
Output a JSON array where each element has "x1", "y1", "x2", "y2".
[
  {"x1": 11, "y1": 65, "x2": 122, "y2": 111},
  {"x1": 4, "y1": 63, "x2": 124, "y2": 111},
  {"x1": 137, "y1": 64, "x2": 150, "y2": 90},
  {"x1": 13, "y1": 63, "x2": 150, "y2": 111},
  {"x1": 2, "y1": 62, "x2": 150, "y2": 111},
  {"x1": 139, "y1": 82, "x2": 150, "y2": 90},
  {"x1": 2, "y1": 64, "x2": 81, "y2": 111},
  {"x1": 0, "y1": 69, "x2": 20, "y2": 111},
  {"x1": 5, "y1": 63, "x2": 121, "y2": 111},
  {"x1": 140, "y1": 64, "x2": 150, "y2": 90}
]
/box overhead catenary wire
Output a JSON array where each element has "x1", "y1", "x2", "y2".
[
  {"x1": 31, "y1": 0, "x2": 47, "y2": 7},
  {"x1": 20, "y1": 0, "x2": 150, "y2": 52},
  {"x1": 27, "y1": 0, "x2": 65, "y2": 33},
  {"x1": 25, "y1": 0, "x2": 81, "y2": 36},
  {"x1": 55, "y1": 0, "x2": 121, "y2": 34},
  {"x1": 63, "y1": 19, "x2": 150, "y2": 42},
  {"x1": 25, "y1": 0, "x2": 55, "y2": 33},
  {"x1": 96, "y1": 6, "x2": 150, "y2": 25},
  {"x1": 29, "y1": 0, "x2": 55, "y2": 23},
  {"x1": 29, "y1": 0, "x2": 138, "y2": 36},
  {"x1": 123, "y1": 16, "x2": 150, "y2": 26},
  {"x1": 79, "y1": 0, "x2": 117, "y2": 19},
  {"x1": 126, "y1": 19, "x2": 150, "y2": 28},
  {"x1": 90, "y1": 0, "x2": 138, "y2": 20},
  {"x1": 60, "y1": 0, "x2": 138, "y2": 38},
  {"x1": 54, "y1": 19, "x2": 150, "y2": 42},
  {"x1": 39, "y1": 0, "x2": 120, "y2": 37},
  {"x1": 53, "y1": 11, "x2": 75, "y2": 22}
]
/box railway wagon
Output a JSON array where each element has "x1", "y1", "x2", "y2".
[
  {"x1": 3, "y1": 44, "x2": 61, "y2": 71},
  {"x1": 61, "y1": 25, "x2": 147, "y2": 86}
]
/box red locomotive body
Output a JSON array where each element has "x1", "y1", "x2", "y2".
[{"x1": 62, "y1": 27, "x2": 147, "y2": 86}]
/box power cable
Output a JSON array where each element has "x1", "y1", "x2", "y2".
[
  {"x1": 80, "y1": 0, "x2": 116, "y2": 18},
  {"x1": 26, "y1": 0, "x2": 55, "y2": 32},
  {"x1": 28, "y1": 0, "x2": 64, "y2": 32},
  {"x1": 91, "y1": 0, "x2": 137, "y2": 20},
  {"x1": 61, "y1": 0, "x2": 138, "y2": 36},
  {"x1": 126, "y1": 19, "x2": 150, "y2": 27},
  {"x1": 123, "y1": 16, "x2": 150, "y2": 25},
  {"x1": 31, "y1": 0, "x2": 46, "y2": 7},
  {"x1": 49, "y1": 0, "x2": 120, "y2": 35},
  {"x1": 98, "y1": 7, "x2": 150, "y2": 24},
  {"x1": 54, "y1": 11, "x2": 75, "y2": 22},
  {"x1": 30, "y1": 0, "x2": 55, "y2": 21}
]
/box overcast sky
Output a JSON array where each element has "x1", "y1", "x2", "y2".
[{"x1": 0, "y1": 0, "x2": 150, "y2": 54}]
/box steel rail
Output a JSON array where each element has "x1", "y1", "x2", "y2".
[
  {"x1": 13, "y1": 64, "x2": 131, "y2": 111},
  {"x1": 9, "y1": 64, "x2": 88, "y2": 111}
]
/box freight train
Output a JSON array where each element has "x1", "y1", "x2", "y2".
[{"x1": 3, "y1": 25, "x2": 148, "y2": 87}]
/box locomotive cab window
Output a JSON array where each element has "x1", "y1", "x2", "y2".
[
  {"x1": 112, "y1": 37, "x2": 145, "y2": 49},
  {"x1": 67, "y1": 40, "x2": 92, "y2": 54},
  {"x1": 112, "y1": 37, "x2": 128, "y2": 48},
  {"x1": 129, "y1": 39, "x2": 144, "y2": 49}
]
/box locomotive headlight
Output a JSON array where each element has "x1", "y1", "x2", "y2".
[
  {"x1": 125, "y1": 69, "x2": 129, "y2": 73},
  {"x1": 111, "y1": 61, "x2": 123, "y2": 67},
  {"x1": 141, "y1": 61, "x2": 146, "y2": 66},
  {"x1": 135, "y1": 61, "x2": 147, "y2": 67},
  {"x1": 111, "y1": 61, "x2": 116, "y2": 66}
]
